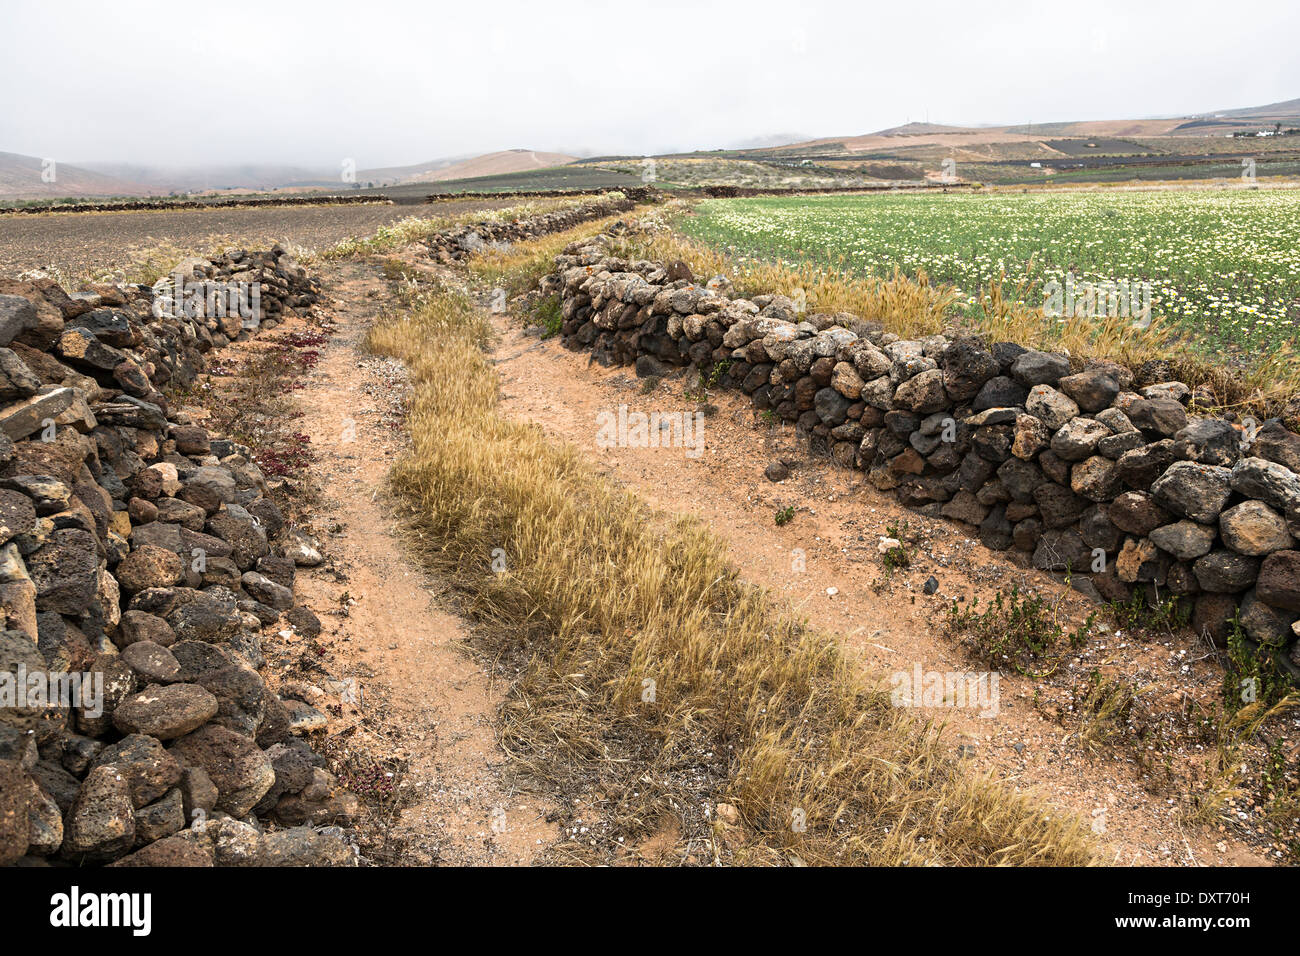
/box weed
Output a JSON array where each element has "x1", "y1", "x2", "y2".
[
  {"x1": 1109, "y1": 587, "x2": 1191, "y2": 636},
  {"x1": 947, "y1": 584, "x2": 1095, "y2": 677},
  {"x1": 525, "y1": 292, "x2": 564, "y2": 339},
  {"x1": 1222, "y1": 617, "x2": 1293, "y2": 715}
]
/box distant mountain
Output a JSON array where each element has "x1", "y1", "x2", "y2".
[
  {"x1": 79, "y1": 162, "x2": 339, "y2": 193},
  {"x1": 360, "y1": 149, "x2": 578, "y2": 186},
  {"x1": 871, "y1": 122, "x2": 970, "y2": 137},
  {"x1": 0, "y1": 148, "x2": 584, "y2": 200},
  {"x1": 723, "y1": 133, "x2": 812, "y2": 151},
  {"x1": 751, "y1": 96, "x2": 1300, "y2": 157},
  {"x1": 0, "y1": 152, "x2": 157, "y2": 200},
  {"x1": 1213, "y1": 97, "x2": 1300, "y2": 120}
]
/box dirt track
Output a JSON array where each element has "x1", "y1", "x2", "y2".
[{"x1": 0, "y1": 197, "x2": 520, "y2": 278}]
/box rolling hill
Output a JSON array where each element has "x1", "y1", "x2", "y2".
[
  {"x1": 750, "y1": 99, "x2": 1300, "y2": 159},
  {"x1": 0, "y1": 152, "x2": 157, "y2": 200},
  {"x1": 358, "y1": 149, "x2": 578, "y2": 186}
]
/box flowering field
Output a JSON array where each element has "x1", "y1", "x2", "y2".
[{"x1": 676, "y1": 189, "x2": 1300, "y2": 354}]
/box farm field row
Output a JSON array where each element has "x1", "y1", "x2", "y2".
[{"x1": 675, "y1": 188, "x2": 1300, "y2": 355}]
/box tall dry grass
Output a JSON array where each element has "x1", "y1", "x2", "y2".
[
  {"x1": 364, "y1": 280, "x2": 1095, "y2": 866},
  {"x1": 466, "y1": 212, "x2": 638, "y2": 296}
]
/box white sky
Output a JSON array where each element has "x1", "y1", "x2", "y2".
[{"x1": 2, "y1": 0, "x2": 1297, "y2": 167}]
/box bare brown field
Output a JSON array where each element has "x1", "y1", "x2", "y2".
[{"x1": 0, "y1": 196, "x2": 520, "y2": 278}]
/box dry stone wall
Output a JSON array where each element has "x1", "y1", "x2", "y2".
[
  {"x1": 543, "y1": 227, "x2": 1300, "y2": 681},
  {"x1": 0, "y1": 247, "x2": 356, "y2": 866},
  {"x1": 425, "y1": 193, "x2": 643, "y2": 263}
]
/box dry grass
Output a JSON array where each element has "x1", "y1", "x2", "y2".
[
  {"x1": 317, "y1": 193, "x2": 626, "y2": 262},
  {"x1": 363, "y1": 268, "x2": 1096, "y2": 866},
  {"x1": 609, "y1": 223, "x2": 957, "y2": 340},
  {"x1": 466, "y1": 212, "x2": 642, "y2": 297},
  {"x1": 1184, "y1": 694, "x2": 1300, "y2": 829}
]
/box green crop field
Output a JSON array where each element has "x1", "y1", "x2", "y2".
[{"x1": 676, "y1": 188, "x2": 1300, "y2": 354}]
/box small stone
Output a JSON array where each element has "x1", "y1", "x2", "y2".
[
  {"x1": 115, "y1": 544, "x2": 184, "y2": 593},
  {"x1": 1193, "y1": 550, "x2": 1260, "y2": 594},
  {"x1": 91, "y1": 734, "x2": 182, "y2": 809},
  {"x1": 1011, "y1": 350, "x2": 1070, "y2": 387},
  {"x1": 1150, "y1": 461, "x2": 1233, "y2": 524},
  {"x1": 764, "y1": 461, "x2": 789, "y2": 482},
  {"x1": 283, "y1": 531, "x2": 323, "y2": 567},
  {"x1": 168, "y1": 724, "x2": 275, "y2": 817},
  {"x1": 1149, "y1": 521, "x2": 1217, "y2": 561},
  {"x1": 1058, "y1": 367, "x2": 1120, "y2": 412},
  {"x1": 1256, "y1": 550, "x2": 1300, "y2": 611},
  {"x1": 1116, "y1": 537, "x2": 1168, "y2": 584},
  {"x1": 241, "y1": 571, "x2": 293, "y2": 611},
  {"x1": 120, "y1": 641, "x2": 181, "y2": 682},
  {"x1": 1051, "y1": 418, "x2": 1111, "y2": 461},
  {"x1": 1108, "y1": 491, "x2": 1171, "y2": 536},
  {"x1": 284, "y1": 699, "x2": 328, "y2": 735},
  {"x1": 1024, "y1": 385, "x2": 1078, "y2": 431},
  {"x1": 1173, "y1": 419, "x2": 1241, "y2": 466}
]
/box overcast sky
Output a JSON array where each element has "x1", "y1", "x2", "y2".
[{"x1": 2, "y1": 0, "x2": 1298, "y2": 168}]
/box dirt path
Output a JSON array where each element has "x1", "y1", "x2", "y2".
[
  {"x1": 486, "y1": 307, "x2": 1277, "y2": 867},
  {"x1": 251, "y1": 259, "x2": 556, "y2": 865}
]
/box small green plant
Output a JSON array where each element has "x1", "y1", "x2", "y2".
[
  {"x1": 774, "y1": 505, "x2": 795, "y2": 526},
  {"x1": 525, "y1": 293, "x2": 564, "y2": 339},
  {"x1": 882, "y1": 543, "x2": 911, "y2": 573},
  {"x1": 685, "y1": 360, "x2": 731, "y2": 402},
  {"x1": 759, "y1": 408, "x2": 778, "y2": 426},
  {"x1": 947, "y1": 584, "x2": 1095, "y2": 677},
  {"x1": 1221, "y1": 616, "x2": 1292, "y2": 715},
  {"x1": 639, "y1": 376, "x2": 661, "y2": 394},
  {"x1": 881, "y1": 520, "x2": 914, "y2": 572},
  {"x1": 1110, "y1": 587, "x2": 1190, "y2": 635},
  {"x1": 381, "y1": 258, "x2": 417, "y2": 281},
  {"x1": 870, "y1": 520, "x2": 915, "y2": 591}
]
